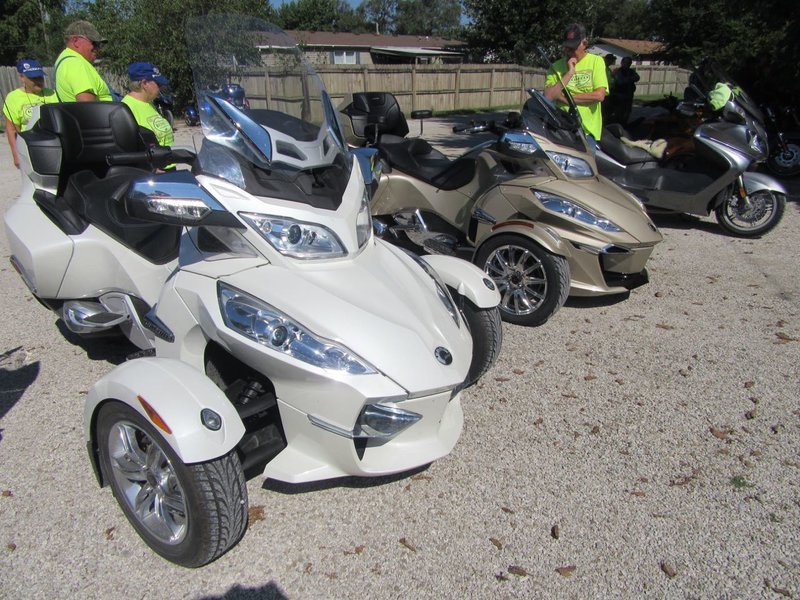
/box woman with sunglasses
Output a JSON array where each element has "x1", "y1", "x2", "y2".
[{"x1": 54, "y1": 20, "x2": 114, "y2": 102}]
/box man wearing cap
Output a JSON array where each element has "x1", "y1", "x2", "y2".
[
  {"x1": 122, "y1": 62, "x2": 174, "y2": 148},
  {"x1": 544, "y1": 23, "x2": 609, "y2": 146},
  {"x1": 54, "y1": 20, "x2": 113, "y2": 102},
  {"x1": 3, "y1": 59, "x2": 58, "y2": 168}
]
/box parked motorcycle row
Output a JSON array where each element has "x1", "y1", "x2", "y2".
[{"x1": 1, "y1": 15, "x2": 790, "y2": 567}]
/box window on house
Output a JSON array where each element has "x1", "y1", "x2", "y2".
[{"x1": 332, "y1": 50, "x2": 358, "y2": 65}]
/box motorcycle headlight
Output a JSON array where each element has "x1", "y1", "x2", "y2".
[
  {"x1": 241, "y1": 213, "x2": 346, "y2": 259},
  {"x1": 546, "y1": 151, "x2": 594, "y2": 177},
  {"x1": 356, "y1": 190, "x2": 372, "y2": 249},
  {"x1": 402, "y1": 250, "x2": 460, "y2": 328},
  {"x1": 535, "y1": 191, "x2": 623, "y2": 233},
  {"x1": 219, "y1": 283, "x2": 376, "y2": 374}
]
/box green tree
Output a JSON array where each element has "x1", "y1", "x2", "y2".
[
  {"x1": 275, "y1": 0, "x2": 366, "y2": 32},
  {"x1": 394, "y1": 0, "x2": 460, "y2": 37},
  {"x1": 0, "y1": 0, "x2": 67, "y2": 64},
  {"x1": 360, "y1": 0, "x2": 395, "y2": 35}
]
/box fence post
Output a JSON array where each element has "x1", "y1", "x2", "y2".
[
  {"x1": 264, "y1": 65, "x2": 272, "y2": 109},
  {"x1": 411, "y1": 63, "x2": 417, "y2": 112},
  {"x1": 488, "y1": 66, "x2": 495, "y2": 108},
  {"x1": 454, "y1": 64, "x2": 461, "y2": 111}
]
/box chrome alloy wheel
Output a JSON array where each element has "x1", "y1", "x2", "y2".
[
  {"x1": 107, "y1": 421, "x2": 188, "y2": 545},
  {"x1": 484, "y1": 244, "x2": 547, "y2": 316}
]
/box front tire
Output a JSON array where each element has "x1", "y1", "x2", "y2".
[
  {"x1": 715, "y1": 188, "x2": 786, "y2": 237},
  {"x1": 457, "y1": 297, "x2": 502, "y2": 388},
  {"x1": 475, "y1": 235, "x2": 570, "y2": 327},
  {"x1": 96, "y1": 401, "x2": 248, "y2": 567}
]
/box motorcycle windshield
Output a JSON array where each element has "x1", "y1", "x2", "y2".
[
  {"x1": 521, "y1": 89, "x2": 586, "y2": 153},
  {"x1": 185, "y1": 14, "x2": 351, "y2": 208},
  {"x1": 693, "y1": 60, "x2": 764, "y2": 124}
]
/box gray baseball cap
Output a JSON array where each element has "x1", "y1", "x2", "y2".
[{"x1": 65, "y1": 20, "x2": 107, "y2": 43}]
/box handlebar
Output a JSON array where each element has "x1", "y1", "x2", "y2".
[
  {"x1": 453, "y1": 121, "x2": 493, "y2": 134},
  {"x1": 107, "y1": 147, "x2": 195, "y2": 168}
]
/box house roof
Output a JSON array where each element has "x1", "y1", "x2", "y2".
[
  {"x1": 286, "y1": 30, "x2": 464, "y2": 50},
  {"x1": 596, "y1": 37, "x2": 665, "y2": 56}
]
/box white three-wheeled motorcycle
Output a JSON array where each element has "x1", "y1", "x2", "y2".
[{"x1": 4, "y1": 15, "x2": 502, "y2": 566}]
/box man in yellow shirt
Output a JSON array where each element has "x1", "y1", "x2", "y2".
[
  {"x1": 54, "y1": 20, "x2": 113, "y2": 102},
  {"x1": 121, "y1": 62, "x2": 175, "y2": 148},
  {"x1": 3, "y1": 59, "x2": 58, "y2": 168},
  {"x1": 544, "y1": 23, "x2": 609, "y2": 147}
]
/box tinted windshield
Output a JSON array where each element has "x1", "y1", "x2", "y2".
[
  {"x1": 520, "y1": 89, "x2": 586, "y2": 153},
  {"x1": 185, "y1": 14, "x2": 351, "y2": 209}
]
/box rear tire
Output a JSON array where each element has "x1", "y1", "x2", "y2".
[
  {"x1": 715, "y1": 188, "x2": 786, "y2": 237},
  {"x1": 767, "y1": 141, "x2": 800, "y2": 177},
  {"x1": 97, "y1": 401, "x2": 248, "y2": 567},
  {"x1": 475, "y1": 234, "x2": 570, "y2": 327}
]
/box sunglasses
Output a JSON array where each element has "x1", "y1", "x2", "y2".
[{"x1": 77, "y1": 35, "x2": 102, "y2": 50}]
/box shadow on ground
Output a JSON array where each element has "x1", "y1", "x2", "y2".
[
  {"x1": 196, "y1": 582, "x2": 289, "y2": 600},
  {"x1": 0, "y1": 347, "x2": 40, "y2": 440}
]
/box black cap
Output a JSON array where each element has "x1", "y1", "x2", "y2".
[{"x1": 562, "y1": 23, "x2": 586, "y2": 48}]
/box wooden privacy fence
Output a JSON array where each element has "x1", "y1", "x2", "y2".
[{"x1": 1, "y1": 63, "x2": 690, "y2": 117}]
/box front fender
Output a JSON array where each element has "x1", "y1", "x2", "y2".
[
  {"x1": 85, "y1": 358, "x2": 245, "y2": 483},
  {"x1": 742, "y1": 171, "x2": 787, "y2": 195},
  {"x1": 483, "y1": 222, "x2": 572, "y2": 258},
  {"x1": 421, "y1": 254, "x2": 501, "y2": 309}
]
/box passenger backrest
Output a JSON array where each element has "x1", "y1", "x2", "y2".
[
  {"x1": 31, "y1": 102, "x2": 146, "y2": 195},
  {"x1": 348, "y1": 92, "x2": 410, "y2": 140}
]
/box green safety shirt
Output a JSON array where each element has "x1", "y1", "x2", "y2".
[
  {"x1": 54, "y1": 48, "x2": 113, "y2": 102},
  {"x1": 546, "y1": 52, "x2": 609, "y2": 140},
  {"x1": 2, "y1": 87, "x2": 59, "y2": 131},
  {"x1": 122, "y1": 94, "x2": 174, "y2": 147}
]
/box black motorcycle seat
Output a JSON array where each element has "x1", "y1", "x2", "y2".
[
  {"x1": 611, "y1": 166, "x2": 714, "y2": 194},
  {"x1": 64, "y1": 168, "x2": 181, "y2": 264},
  {"x1": 379, "y1": 138, "x2": 476, "y2": 190},
  {"x1": 599, "y1": 125, "x2": 657, "y2": 166}
]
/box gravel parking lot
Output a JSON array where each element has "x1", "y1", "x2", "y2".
[{"x1": 1, "y1": 117, "x2": 798, "y2": 599}]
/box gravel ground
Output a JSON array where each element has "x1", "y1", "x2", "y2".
[{"x1": 1, "y1": 118, "x2": 799, "y2": 599}]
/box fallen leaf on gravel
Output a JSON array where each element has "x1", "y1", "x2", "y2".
[
  {"x1": 589, "y1": 425, "x2": 600, "y2": 435},
  {"x1": 745, "y1": 410, "x2": 757, "y2": 420},
  {"x1": 774, "y1": 332, "x2": 797, "y2": 343},
  {"x1": 501, "y1": 506, "x2": 515, "y2": 514},
  {"x1": 555, "y1": 565, "x2": 576, "y2": 577},
  {"x1": 508, "y1": 566, "x2": 528, "y2": 577},
  {"x1": 489, "y1": 537, "x2": 503, "y2": 550},
  {"x1": 656, "y1": 323, "x2": 675, "y2": 330},
  {"x1": 615, "y1": 378, "x2": 625, "y2": 385},
  {"x1": 670, "y1": 468, "x2": 701, "y2": 487},
  {"x1": 764, "y1": 579, "x2": 793, "y2": 598},
  {"x1": 660, "y1": 562, "x2": 677, "y2": 578},
  {"x1": 248, "y1": 505, "x2": 266, "y2": 524},
  {"x1": 495, "y1": 376, "x2": 511, "y2": 382},
  {"x1": 744, "y1": 381, "x2": 755, "y2": 389},
  {"x1": 7, "y1": 543, "x2": 16, "y2": 552},
  {"x1": 631, "y1": 491, "x2": 646, "y2": 497},
  {"x1": 512, "y1": 368, "x2": 525, "y2": 375},
  {"x1": 344, "y1": 545, "x2": 365, "y2": 555},
  {"x1": 584, "y1": 374, "x2": 597, "y2": 381},
  {"x1": 534, "y1": 360, "x2": 545, "y2": 367},
  {"x1": 410, "y1": 474, "x2": 432, "y2": 481},
  {"x1": 710, "y1": 427, "x2": 729, "y2": 440},
  {"x1": 551, "y1": 524, "x2": 560, "y2": 539},
  {"x1": 1, "y1": 490, "x2": 12, "y2": 497},
  {"x1": 104, "y1": 527, "x2": 115, "y2": 540},
  {"x1": 533, "y1": 417, "x2": 543, "y2": 427},
  {"x1": 399, "y1": 537, "x2": 417, "y2": 552},
  {"x1": 561, "y1": 392, "x2": 578, "y2": 399},
  {"x1": 654, "y1": 291, "x2": 663, "y2": 297}
]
